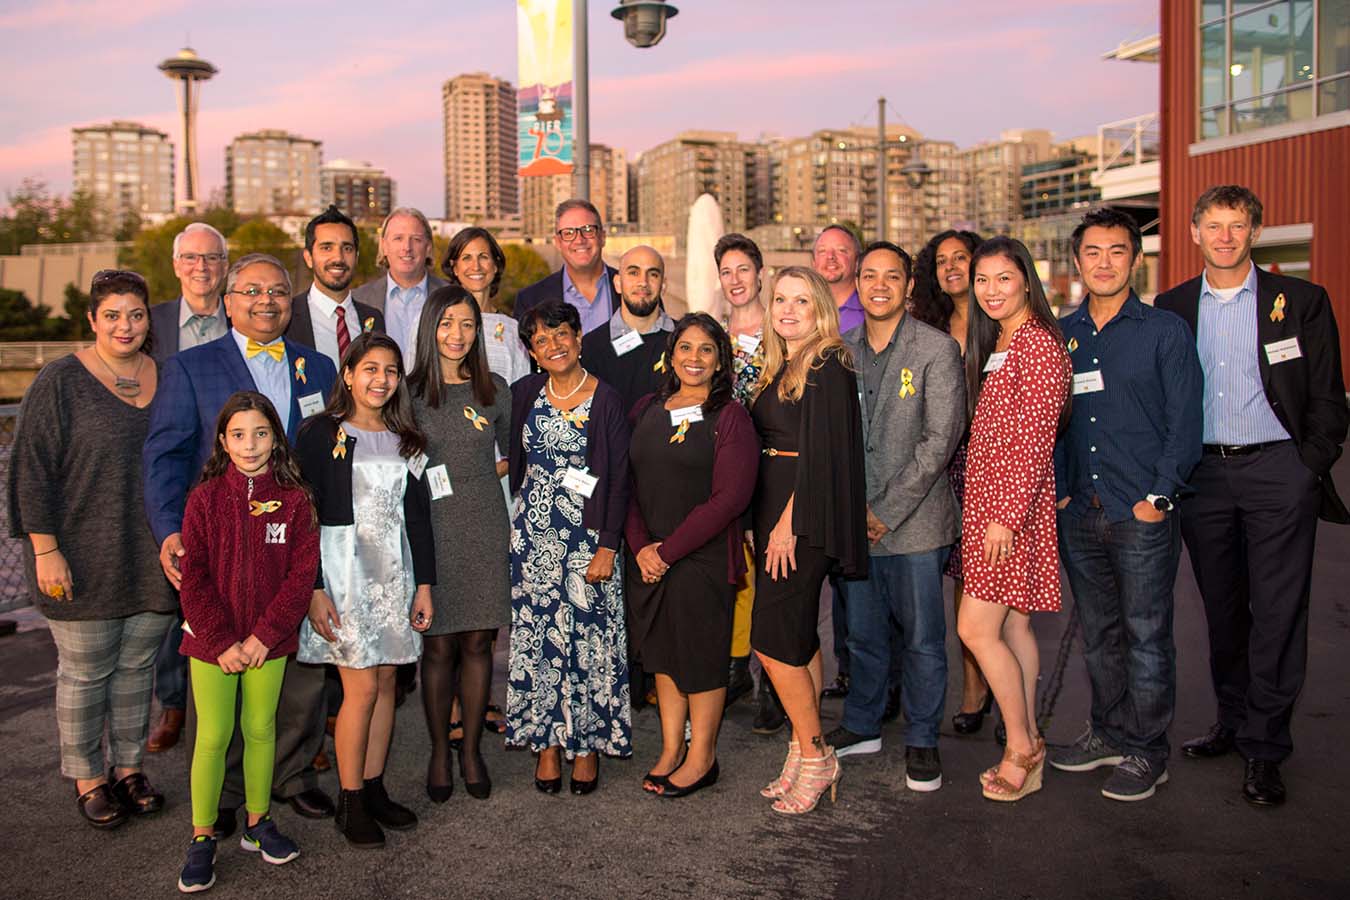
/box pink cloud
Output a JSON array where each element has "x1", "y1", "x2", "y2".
[{"x1": 0, "y1": 0, "x2": 185, "y2": 30}]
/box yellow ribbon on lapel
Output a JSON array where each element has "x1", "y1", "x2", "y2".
[
  {"x1": 464, "y1": 406, "x2": 488, "y2": 431},
  {"x1": 653, "y1": 352, "x2": 665, "y2": 373},
  {"x1": 294, "y1": 356, "x2": 307, "y2": 384},
  {"x1": 494, "y1": 322, "x2": 505, "y2": 341},
  {"x1": 1067, "y1": 337, "x2": 1078, "y2": 353},
  {"x1": 669, "y1": 420, "x2": 690, "y2": 444},
  {"x1": 363, "y1": 317, "x2": 375, "y2": 333},
  {"x1": 332, "y1": 426, "x2": 348, "y2": 460},
  {"x1": 1271, "y1": 293, "x2": 1286, "y2": 323},
  {"x1": 561, "y1": 409, "x2": 588, "y2": 428},
  {"x1": 898, "y1": 367, "x2": 916, "y2": 399},
  {"x1": 249, "y1": 499, "x2": 282, "y2": 516}
]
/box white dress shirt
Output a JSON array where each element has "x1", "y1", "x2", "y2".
[
  {"x1": 231, "y1": 329, "x2": 292, "y2": 433},
  {"x1": 307, "y1": 284, "x2": 362, "y2": 369}
]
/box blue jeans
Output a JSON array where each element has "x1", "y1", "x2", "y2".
[
  {"x1": 830, "y1": 575, "x2": 903, "y2": 685},
  {"x1": 1058, "y1": 507, "x2": 1180, "y2": 766},
  {"x1": 153, "y1": 615, "x2": 188, "y2": 711},
  {"x1": 840, "y1": 548, "x2": 948, "y2": 744}
]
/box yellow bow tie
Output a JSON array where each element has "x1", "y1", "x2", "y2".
[{"x1": 246, "y1": 339, "x2": 285, "y2": 362}]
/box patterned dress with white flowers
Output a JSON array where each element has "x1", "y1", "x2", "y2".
[{"x1": 506, "y1": 389, "x2": 631, "y2": 757}]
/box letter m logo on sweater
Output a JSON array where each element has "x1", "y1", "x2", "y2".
[{"x1": 265, "y1": 523, "x2": 287, "y2": 545}]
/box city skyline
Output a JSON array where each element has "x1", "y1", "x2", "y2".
[{"x1": 0, "y1": 1, "x2": 1159, "y2": 216}]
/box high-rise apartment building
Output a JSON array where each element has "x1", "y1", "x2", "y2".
[
  {"x1": 637, "y1": 131, "x2": 769, "y2": 247},
  {"x1": 960, "y1": 129, "x2": 1052, "y2": 235},
  {"x1": 520, "y1": 143, "x2": 630, "y2": 238},
  {"x1": 588, "y1": 143, "x2": 629, "y2": 228},
  {"x1": 225, "y1": 130, "x2": 323, "y2": 216},
  {"x1": 321, "y1": 159, "x2": 396, "y2": 221},
  {"x1": 71, "y1": 121, "x2": 175, "y2": 226},
  {"x1": 442, "y1": 73, "x2": 519, "y2": 223}
]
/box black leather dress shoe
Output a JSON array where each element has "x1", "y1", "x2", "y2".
[
  {"x1": 1182, "y1": 723, "x2": 1236, "y2": 759},
  {"x1": 77, "y1": 784, "x2": 128, "y2": 829},
  {"x1": 110, "y1": 771, "x2": 164, "y2": 815},
  {"x1": 282, "y1": 787, "x2": 335, "y2": 819},
  {"x1": 212, "y1": 806, "x2": 238, "y2": 840},
  {"x1": 1243, "y1": 759, "x2": 1286, "y2": 807},
  {"x1": 820, "y1": 674, "x2": 850, "y2": 699}
]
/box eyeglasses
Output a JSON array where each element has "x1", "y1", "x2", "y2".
[
  {"x1": 178, "y1": 252, "x2": 227, "y2": 265},
  {"x1": 229, "y1": 287, "x2": 290, "y2": 299},
  {"x1": 555, "y1": 224, "x2": 600, "y2": 242}
]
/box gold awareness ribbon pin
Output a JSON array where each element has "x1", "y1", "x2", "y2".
[
  {"x1": 898, "y1": 367, "x2": 916, "y2": 399},
  {"x1": 249, "y1": 499, "x2": 282, "y2": 516},
  {"x1": 332, "y1": 426, "x2": 348, "y2": 460},
  {"x1": 464, "y1": 406, "x2": 488, "y2": 431}
]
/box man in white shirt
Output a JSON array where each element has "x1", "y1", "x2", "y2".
[
  {"x1": 351, "y1": 207, "x2": 447, "y2": 369},
  {"x1": 286, "y1": 206, "x2": 384, "y2": 368}
]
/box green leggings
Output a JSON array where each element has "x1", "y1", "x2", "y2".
[{"x1": 188, "y1": 656, "x2": 287, "y2": 827}]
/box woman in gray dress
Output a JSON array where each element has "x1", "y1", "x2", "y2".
[
  {"x1": 7, "y1": 269, "x2": 177, "y2": 828},
  {"x1": 407, "y1": 286, "x2": 511, "y2": 802}
]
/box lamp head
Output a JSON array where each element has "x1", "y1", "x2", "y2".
[{"x1": 610, "y1": 1, "x2": 679, "y2": 48}]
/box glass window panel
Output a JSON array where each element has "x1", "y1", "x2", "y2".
[
  {"x1": 1321, "y1": 0, "x2": 1350, "y2": 77},
  {"x1": 1200, "y1": 105, "x2": 1229, "y2": 138},
  {"x1": 1232, "y1": 85, "x2": 1314, "y2": 130},
  {"x1": 1230, "y1": 1, "x2": 1314, "y2": 101},
  {"x1": 1201, "y1": 1, "x2": 1226, "y2": 23},
  {"x1": 1201, "y1": 21, "x2": 1228, "y2": 107},
  {"x1": 1320, "y1": 75, "x2": 1350, "y2": 113}
]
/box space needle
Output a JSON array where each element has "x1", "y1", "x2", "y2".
[{"x1": 158, "y1": 47, "x2": 217, "y2": 213}]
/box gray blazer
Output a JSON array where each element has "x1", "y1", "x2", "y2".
[
  {"x1": 350, "y1": 272, "x2": 449, "y2": 314},
  {"x1": 843, "y1": 314, "x2": 966, "y2": 556}
]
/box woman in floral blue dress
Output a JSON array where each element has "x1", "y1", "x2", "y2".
[{"x1": 506, "y1": 300, "x2": 632, "y2": 796}]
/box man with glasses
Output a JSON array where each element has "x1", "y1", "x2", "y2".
[
  {"x1": 144, "y1": 253, "x2": 340, "y2": 832},
  {"x1": 146, "y1": 222, "x2": 231, "y2": 755},
  {"x1": 514, "y1": 199, "x2": 619, "y2": 333}
]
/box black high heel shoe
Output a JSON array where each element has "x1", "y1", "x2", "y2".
[
  {"x1": 426, "y1": 756, "x2": 454, "y2": 804},
  {"x1": 952, "y1": 692, "x2": 993, "y2": 735},
  {"x1": 534, "y1": 752, "x2": 562, "y2": 795},
  {"x1": 569, "y1": 755, "x2": 600, "y2": 796},
  {"x1": 657, "y1": 759, "x2": 719, "y2": 800},
  {"x1": 461, "y1": 749, "x2": 492, "y2": 801}
]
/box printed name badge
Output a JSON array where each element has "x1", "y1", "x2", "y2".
[
  {"x1": 669, "y1": 405, "x2": 704, "y2": 426},
  {"x1": 407, "y1": 452, "x2": 428, "y2": 479},
  {"x1": 1263, "y1": 336, "x2": 1302, "y2": 365},
  {"x1": 983, "y1": 351, "x2": 1008, "y2": 374},
  {"x1": 1072, "y1": 371, "x2": 1106, "y2": 395},
  {"x1": 612, "y1": 329, "x2": 643, "y2": 356},
  {"x1": 298, "y1": 393, "x2": 325, "y2": 418},
  {"x1": 562, "y1": 466, "x2": 599, "y2": 498},
  {"x1": 736, "y1": 333, "x2": 761, "y2": 354},
  {"x1": 426, "y1": 464, "x2": 453, "y2": 500}
]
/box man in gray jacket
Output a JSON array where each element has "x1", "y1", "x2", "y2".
[{"x1": 827, "y1": 241, "x2": 966, "y2": 792}]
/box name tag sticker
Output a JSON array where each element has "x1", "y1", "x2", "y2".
[
  {"x1": 1072, "y1": 370, "x2": 1106, "y2": 395},
  {"x1": 562, "y1": 466, "x2": 599, "y2": 498},
  {"x1": 426, "y1": 464, "x2": 453, "y2": 500},
  {"x1": 612, "y1": 330, "x2": 643, "y2": 355},
  {"x1": 1263, "y1": 336, "x2": 1302, "y2": 365},
  {"x1": 298, "y1": 393, "x2": 325, "y2": 418},
  {"x1": 407, "y1": 452, "x2": 428, "y2": 479},
  {"x1": 736, "y1": 333, "x2": 761, "y2": 354},
  {"x1": 983, "y1": 351, "x2": 1008, "y2": 373},
  {"x1": 669, "y1": 405, "x2": 704, "y2": 426}
]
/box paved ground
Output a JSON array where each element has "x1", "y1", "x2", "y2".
[{"x1": 2, "y1": 460, "x2": 1349, "y2": 899}]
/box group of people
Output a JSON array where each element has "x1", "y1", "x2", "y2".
[{"x1": 8, "y1": 183, "x2": 1345, "y2": 891}]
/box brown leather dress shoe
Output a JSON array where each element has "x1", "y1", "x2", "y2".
[
  {"x1": 77, "y1": 784, "x2": 128, "y2": 829},
  {"x1": 146, "y1": 708, "x2": 185, "y2": 753}
]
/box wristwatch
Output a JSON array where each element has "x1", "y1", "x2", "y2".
[{"x1": 1146, "y1": 494, "x2": 1174, "y2": 512}]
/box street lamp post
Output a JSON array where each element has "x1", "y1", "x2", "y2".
[{"x1": 875, "y1": 97, "x2": 933, "y2": 243}]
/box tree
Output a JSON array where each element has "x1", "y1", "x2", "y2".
[
  {"x1": 0, "y1": 179, "x2": 104, "y2": 253},
  {"x1": 0, "y1": 288, "x2": 54, "y2": 340},
  {"x1": 118, "y1": 215, "x2": 193, "y2": 303},
  {"x1": 58, "y1": 284, "x2": 94, "y2": 340},
  {"x1": 498, "y1": 244, "x2": 552, "y2": 315}
]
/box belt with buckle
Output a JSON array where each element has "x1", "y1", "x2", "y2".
[
  {"x1": 762, "y1": 448, "x2": 800, "y2": 458},
  {"x1": 1203, "y1": 440, "x2": 1290, "y2": 458}
]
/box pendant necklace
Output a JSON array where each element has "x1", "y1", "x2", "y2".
[{"x1": 94, "y1": 349, "x2": 144, "y2": 397}]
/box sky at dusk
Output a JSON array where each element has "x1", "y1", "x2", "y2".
[{"x1": 0, "y1": 0, "x2": 1160, "y2": 216}]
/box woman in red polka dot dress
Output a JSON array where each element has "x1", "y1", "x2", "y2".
[{"x1": 955, "y1": 237, "x2": 1071, "y2": 803}]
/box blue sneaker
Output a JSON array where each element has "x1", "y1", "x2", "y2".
[
  {"x1": 177, "y1": 835, "x2": 216, "y2": 893},
  {"x1": 240, "y1": 815, "x2": 299, "y2": 865}
]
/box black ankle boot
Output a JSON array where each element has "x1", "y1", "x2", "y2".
[
  {"x1": 726, "y1": 656, "x2": 754, "y2": 706},
  {"x1": 363, "y1": 775, "x2": 418, "y2": 830},
  {"x1": 752, "y1": 677, "x2": 787, "y2": 735},
  {"x1": 335, "y1": 788, "x2": 385, "y2": 849}
]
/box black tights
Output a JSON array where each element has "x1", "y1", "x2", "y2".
[{"x1": 422, "y1": 629, "x2": 495, "y2": 786}]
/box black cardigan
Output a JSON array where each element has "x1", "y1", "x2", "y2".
[
  {"x1": 508, "y1": 373, "x2": 631, "y2": 550},
  {"x1": 296, "y1": 415, "x2": 436, "y2": 589}
]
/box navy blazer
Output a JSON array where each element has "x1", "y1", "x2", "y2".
[
  {"x1": 512, "y1": 265, "x2": 619, "y2": 322},
  {"x1": 143, "y1": 332, "x2": 337, "y2": 544},
  {"x1": 1156, "y1": 266, "x2": 1348, "y2": 522},
  {"x1": 148, "y1": 298, "x2": 228, "y2": 364}
]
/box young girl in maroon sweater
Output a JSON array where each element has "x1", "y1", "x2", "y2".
[{"x1": 175, "y1": 392, "x2": 319, "y2": 894}]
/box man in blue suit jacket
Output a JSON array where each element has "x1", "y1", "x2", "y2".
[
  {"x1": 143, "y1": 252, "x2": 339, "y2": 828},
  {"x1": 148, "y1": 222, "x2": 231, "y2": 364}
]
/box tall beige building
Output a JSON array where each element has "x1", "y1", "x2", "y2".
[
  {"x1": 321, "y1": 159, "x2": 396, "y2": 222},
  {"x1": 442, "y1": 73, "x2": 518, "y2": 223},
  {"x1": 520, "y1": 143, "x2": 629, "y2": 238},
  {"x1": 959, "y1": 129, "x2": 1052, "y2": 235},
  {"x1": 637, "y1": 131, "x2": 768, "y2": 247},
  {"x1": 71, "y1": 121, "x2": 175, "y2": 226},
  {"x1": 225, "y1": 130, "x2": 323, "y2": 216}
]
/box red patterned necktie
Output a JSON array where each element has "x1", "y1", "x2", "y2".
[{"x1": 335, "y1": 304, "x2": 350, "y2": 360}]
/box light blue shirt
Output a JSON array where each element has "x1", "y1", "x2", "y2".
[
  {"x1": 177, "y1": 297, "x2": 228, "y2": 350},
  {"x1": 562, "y1": 267, "x2": 614, "y2": 336},
  {"x1": 384, "y1": 275, "x2": 428, "y2": 361},
  {"x1": 1196, "y1": 263, "x2": 1290, "y2": 445},
  {"x1": 232, "y1": 329, "x2": 292, "y2": 434}
]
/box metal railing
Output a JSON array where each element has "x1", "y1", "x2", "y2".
[
  {"x1": 0, "y1": 405, "x2": 28, "y2": 614},
  {"x1": 1096, "y1": 113, "x2": 1160, "y2": 176},
  {"x1": 0, "y1": 342, "x2": 89, "y2": 369}
]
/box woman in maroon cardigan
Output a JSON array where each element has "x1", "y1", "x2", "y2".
[{"x1": 625, "y1": 314, "x2": 759, "y2": 798}]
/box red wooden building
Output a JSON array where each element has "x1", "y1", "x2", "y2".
[{"x1": 1160, "y1": 1, "x2": 1350, "y2": 382}]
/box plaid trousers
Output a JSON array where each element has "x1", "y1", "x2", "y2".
[{"x1": 47, "y1": 612, "x2": 175, "y2": 779}]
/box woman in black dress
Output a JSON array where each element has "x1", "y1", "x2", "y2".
[
  {"x1": 625, "y1": 314, "x2": 759, "y2": 798},
  {"x1": 751, "y1": 266, "x2": 868, "y2": 815}
]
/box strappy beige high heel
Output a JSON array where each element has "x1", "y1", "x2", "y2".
[
  {"x1": 760, "y1": 740, "x2": 800, "y2": 799},
  {"x1": 772, "y1": 747, "x2": 840, "y2": 815}
]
